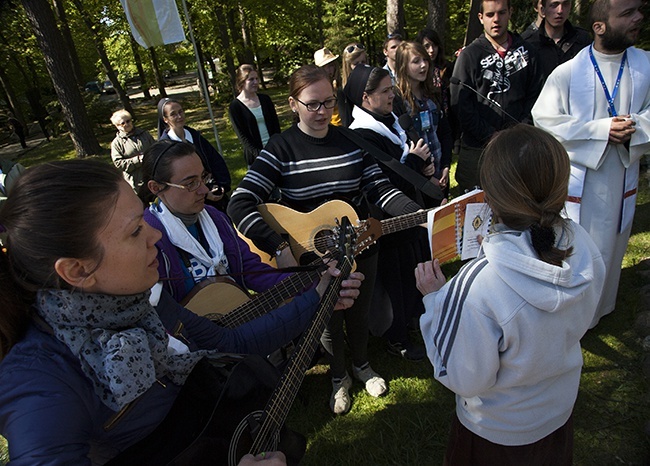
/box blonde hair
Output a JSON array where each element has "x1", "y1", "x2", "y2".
[
  {"x1": 394, "y1": 41, "x2": 439, "y2": 117},
  {"x1": 341, "y1": 43, "x2": 367, "y2": 87},
  {"x1": 110, "y1": 109, "x2": 131, "y2": 126}
]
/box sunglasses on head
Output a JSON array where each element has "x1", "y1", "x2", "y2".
[{"x1": 346, "y1": 44, "x2": 365, "y2": 54}]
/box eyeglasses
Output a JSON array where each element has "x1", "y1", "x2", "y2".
[
  {"x1": 387, "y1": 33, "x2": 402, "y2": 40},
  {"x1": 117, "y1": 119, "x2": 132, "y2": 126},
  {"x1": 163, "y1": 173, "x2": 213, "y2": 192},
  {"x1": 294, "y1": 97, "x2": 338, "y2": 112},
  {"x1": 345, "y1": 44, "x2": 365, "y2": 54}
]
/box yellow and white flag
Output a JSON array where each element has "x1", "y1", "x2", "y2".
[{"x1": 121, "y1": 0, "x2": 186, "y2": 48}]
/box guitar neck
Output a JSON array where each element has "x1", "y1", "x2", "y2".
[
  {"x1": 249, "y1": 257, "x2": 353, "y2": 455},
  {"x1": 380, "y1": 209, "x2": 431, "y2": 235},
  {"x1": 215, "y1": 269, "x2": 322, "y2": 329}
]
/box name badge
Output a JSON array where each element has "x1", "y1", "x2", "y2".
[{"x1": 419, "y1": 110, "x2": 431, "y2": 131}]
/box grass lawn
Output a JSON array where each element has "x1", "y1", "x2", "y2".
[{"x1": 0, "y1": 84, "x2": 649, "y2": 465}]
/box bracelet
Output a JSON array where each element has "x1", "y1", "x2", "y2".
[{"x1": 274, "y1": 241, "x2": 290, "y2": 257}]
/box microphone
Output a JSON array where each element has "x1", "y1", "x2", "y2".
[
  {"x1": 449, "y1": 76, "x2": 520, "y2": 125},
  {"x1": 398, "y1": 113, "x2": 421, "y2": 144},
  {"x1": 398, "y1": 114, "x2": 432, "y2": 166}
]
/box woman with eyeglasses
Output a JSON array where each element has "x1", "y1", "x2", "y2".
[
  {"x1": 110, "y1": 109, "x2": 155, "y2": 190},
  {"x1": 157, "y1": 98, "x2": 231, "y2": 209},
  {"x1": 229, "y1": 64, "x2": 282, "y2": 167},
  {"x1": 393, "y1": 41, "x2": 452, "y2": 201},
  {"x1": 228, "y1": 64, "x2": 423, "y2": 415},
  {"x1": 140, "y1": 140, "x2": 297, "y2": 304},
  {"x1": 0, "y1": 158, "x2": 361, "y2": 464}
]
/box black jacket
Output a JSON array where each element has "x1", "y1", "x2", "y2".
[
  {"x1": 228, "y1": 94, "x2": 281, "y2": 166},
  {"x1": 450, "y1": 33, "x2": 544, "y2": 148},
  {"x1": 522, "y1": 19, "x2": 592, "y2": 82}
]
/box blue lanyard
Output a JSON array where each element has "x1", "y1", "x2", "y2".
[{"x1": 589, "y1": 45, "x2": 627, "y2": 117}]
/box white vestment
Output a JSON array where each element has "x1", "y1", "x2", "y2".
[{"x1": 532, "y1": 46, "x2": 650, "y2": 328}]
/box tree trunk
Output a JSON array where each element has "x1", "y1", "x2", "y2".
[
  {"x1": 237, "y1": 3, "x2": 255, "y2": 65},
  {"x1": 248, "y1": 19, "x2": 266, "y2": 90},
  {"x1": 51, "y1": 0, "x2": 84, "y2": 89},
  {"x1": 464, "y1": 0, "x2": 483, "y2": 46},
  {"x1": 70, "y1": 0, "x2": 133, "y2": 115},
  {"x1": 0, "y1": 67, "x2": 27, "y2": 129},
  {"x1": 205, "y1": 42, "x2": 219, "y2": 86},
  {"x1": 129, "y1": 35, "x2": 151, "y2": 100},
  {"x1": 213, "y1": 4, "x2": 237, "y2": 96},
  {"x1": 194, "y1": 39, "x2": 210, "y2": 102},
  {"x1": 21, "y1": 0, "x2": 102, "y2": 156},
  {"x1": 427, "y1": 0, "x2": 447, "y2": 46},
  {"x1": 149, "y1": 47, "x2": 167, "y2": 99},
  {"x1": 386, "y1": 0, "x2": 405, "y2": 35}
]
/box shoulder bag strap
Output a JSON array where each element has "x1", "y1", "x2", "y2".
[{"x1": 338, "y1": 126, "x2": 444, "y2": 203}]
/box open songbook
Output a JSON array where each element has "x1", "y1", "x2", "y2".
[{"x1": 426, "y1": 189, "x2": 492, "y2": 264}]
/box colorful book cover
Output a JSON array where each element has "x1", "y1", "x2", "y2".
[{"x1": 426, "y1": 189, "x2": 491, "y2": 263}]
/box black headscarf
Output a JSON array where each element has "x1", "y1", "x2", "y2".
[{"x1": 343, "y1": 65, "x2": 374, "y2": 107}]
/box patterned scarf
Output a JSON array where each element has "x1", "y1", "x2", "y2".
[{"x1": 36, "y1": 289, "x2": 208, "y2": 411}]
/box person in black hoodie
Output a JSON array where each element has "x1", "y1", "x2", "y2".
[{"x1": 450, "y1": 0, "x2": 543, "y2": 193}]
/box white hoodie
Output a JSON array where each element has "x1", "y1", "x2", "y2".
[{"x1": 421, "y1": 220, "x2": 605, "y2": 446}]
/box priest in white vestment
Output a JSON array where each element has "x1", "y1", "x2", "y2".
[{"x1": 532, "y1": 0, "x2": 649, "y2": 328}]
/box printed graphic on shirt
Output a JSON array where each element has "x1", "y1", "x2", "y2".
[{"x1": 480, "y1": 45, "x2": 530, "y2": 100}]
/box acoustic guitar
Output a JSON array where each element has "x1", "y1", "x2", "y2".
[
  {"x1": 105, "y1": 217, "x2": 357, "y2": 465},
  {"x1": 257, "y1": 199, "x2": 429, "y2": 262},
  {"x1": 226, "y1": 215, "x2": 357, "y2": 465}
]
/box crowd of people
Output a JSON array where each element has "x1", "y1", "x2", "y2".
[{"x1": 0, "y1": 0, "x2": 647, "y2": 462}]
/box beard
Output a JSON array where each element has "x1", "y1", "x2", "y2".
[{"x1": 600, "y1": 25, "x2": 636, "y2": 51}]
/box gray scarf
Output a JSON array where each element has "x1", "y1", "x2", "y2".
[{"x1": 36, "y1": 289, "x2": 208, "y2": 411}]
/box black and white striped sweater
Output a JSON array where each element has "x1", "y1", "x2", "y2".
[{"x1": 228, "y1": 124, "x2": 421, "y2": 255}]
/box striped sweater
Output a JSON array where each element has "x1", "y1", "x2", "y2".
[{"x1": 228, "y1": 124, "x2": 421, "y2": 255}]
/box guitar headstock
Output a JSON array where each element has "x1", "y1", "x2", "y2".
[
  {"x1": 334, "y1": 216, "x2": 356, "y2": 271},
  {"x1": 352, "y1": 217, "x2": 382, "y2": 256}
]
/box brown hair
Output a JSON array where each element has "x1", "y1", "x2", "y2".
[
  {"x1": 235, "y1": 64, "x2": 257, "y2": 93},
  {"x1": 394, "y1": 41, "x2": 439, "y2": 117},
  {"x1": 0, "y1": 159, "x2": 123, "y2": 358},
  {"x1": 415, "y1": 29, "x2": 446, "y2": 68},
  {"x1": 288, "y1": 64, "x2": 332, "y2": 99},
  {"x1": 138, "y1": 140, "x2": 198, "y2": 203},
  {"x1": 480, "y1": 0, "x2": 512, "y2": 13},
  {"x1": 589, "y1": 0, "x2": 610, "y2": 25},
  {"x1": 480, "y1": 125, "x2": 573, "y2": 266}
]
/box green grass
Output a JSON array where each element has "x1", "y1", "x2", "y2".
[{"x1": 1, "y1": 87, "x2": 649, "y2": 465}]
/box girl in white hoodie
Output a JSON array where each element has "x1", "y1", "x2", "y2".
[{"x1": 415, "y1": 124, "x2": 606, "y2": 465}]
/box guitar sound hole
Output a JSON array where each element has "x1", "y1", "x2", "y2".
[{"x1": 313, "y1": 229, "x2": 336, "y2": 255}]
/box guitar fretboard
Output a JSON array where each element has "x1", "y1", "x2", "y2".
[
  {"x1": 379, "y1": 210, "x2": 430, "y2": 235},
  {"x1": 212, "y1": 268, "x2": 323, "y2": 329},
  {"x1": 249, "y1": 225, "x2": 355, "y2": 456}
]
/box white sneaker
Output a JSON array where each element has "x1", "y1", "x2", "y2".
[
  {"x1": 353, "y1": 364, "x2": 387, "y2": 397},
  {"x1": 330, "y1": 373, "x2": 352, "y2": 415}
]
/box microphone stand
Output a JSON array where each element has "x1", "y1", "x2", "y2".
[{"x1": 450, "y1": 77, "x2": 520, "y2": 125}]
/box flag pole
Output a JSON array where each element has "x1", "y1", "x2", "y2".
[{"x1": 179, "y1": 0, "x2": 223, "y2": 154}]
